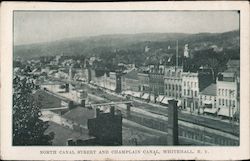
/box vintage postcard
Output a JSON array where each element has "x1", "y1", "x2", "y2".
[{"x1": 0, "y1": 1, "x2": 249, "y2": 160}]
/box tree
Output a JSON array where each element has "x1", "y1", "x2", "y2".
[{"x1": 13, "y1": 75, "x2": 54, "y2": 145}]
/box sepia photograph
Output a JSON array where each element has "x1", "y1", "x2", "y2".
[{"x1": 1, "y1": 1, "x2": 249, "y2": 160}]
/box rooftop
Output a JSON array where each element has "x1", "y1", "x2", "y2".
[
  {"x1": 33, "y1": 90, "x2": 63, "y2": 109},
  {"x1": 45, "y1": 122, "x2": 94, "y2": 146},
  {"x1": 200, "y1": 83, "x2": 217, "y2": 96},
  {"x1": 221, "y1": 72, "x2": 235, "y2": 78},
  {"x1": 124, "y1": 69, "x2": 138, "y2": 80},
  {"x1": 63, "y1": 107, "x2": 96, "y2": 126}
]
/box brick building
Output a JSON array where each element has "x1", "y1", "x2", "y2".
[
  {"x1": 121, "y1": 69, "x2": 139, "y2": 92},
  {"x1": 149, "y1": 65, "x2": 165, "y2": 102}
]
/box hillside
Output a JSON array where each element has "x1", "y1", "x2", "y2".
[{"x1": 14, "y1": 30, "x2": 239, "y2": 62}]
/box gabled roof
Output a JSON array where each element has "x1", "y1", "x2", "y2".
[{"x1": 201, "y1": 83, "x2": 217, "y2": 96}]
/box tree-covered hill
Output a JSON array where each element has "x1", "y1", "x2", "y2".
[{"x1": 14, "y1": 30, "x2": 239, "y2": 64}]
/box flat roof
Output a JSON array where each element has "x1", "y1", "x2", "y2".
[
  {"x1": 45, "y1": 122, "x2": 94, "y2": 146},
  {"x1": 63, "y1": 106, "x2": 96, "y2": 126}
]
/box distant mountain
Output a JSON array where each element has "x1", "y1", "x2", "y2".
[{"x1": 14, "y1": 30, "x2": 239, "y2": 60}]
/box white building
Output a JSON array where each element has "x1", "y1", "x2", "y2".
[
  {"x1": 199, "y1": 83, "x2": 217, "y2": 115},
  {"x1": 182, "y1": 68, "x2": 213, "y2": 113},
  {"x1": 216, "y1": 72, "x2": 238, "y2": 119},
  {"x1": 182, "y1": 72, "x2": 199, "y2": 112},
  {"x1": 164, "y1": 66, "x2": 182, "y2": 104}
]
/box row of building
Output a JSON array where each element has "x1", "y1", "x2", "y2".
[
  {"x1": 18, "y1": 53, "x2": 239, "y2": 120},
  {"x1": 72, "y1": 59, "x2": 239, "y2": 119}
]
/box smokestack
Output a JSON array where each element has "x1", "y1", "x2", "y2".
[
  {"x1": 96, "y1": 108, "x2": 100, "y2": 118},
  {"x1": 167, "y1": 99, "x2": 178, "y2": 145},
  {"x1": 80, "y1": 99, "x2": 85, "y2": 108},
  {"x1": 110, "y1": 106, "x2": 115, "y2": 117},
  {"x1": 65, "y1": 83, "x2": 69, "y2": 92},
  {"x1": 66, "y1": 138, "x2": 75, "y2": 146},
  {"x1": 68, "y1": 101, "x2": 74, "y2": 110},
  {"x1": 176, "y1": 40, "x2": 178, "y2": 69},
  {"x1": 126, "y1": 103, "x2": 131, "y2": 117}
]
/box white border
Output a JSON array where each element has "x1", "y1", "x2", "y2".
[{"x1": 1, "y1": 1, "x2": 249, "y2": 160}]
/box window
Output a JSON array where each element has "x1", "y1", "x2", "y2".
[
  {"x1": 219, "y1": 99, "x2": 221, "y2": 105},
  {"x1": 179, "y1": 85, "x2": 182, "y2": 91},
  {"x1": 195, "y1": 91, "x2": 197, "y2": 97},
  {"x1": 166, "y1": 84, "x2": 168, "y2": 90},
  {"x1": 225, "y1": 89, "x2": 228, "y2": 96},
  {"x1": 187, "y1": 81, "x2": 190, "y2": 87},
  {"x1": 191, "y1": 82, "x2": 193, "y2": 88},
  {"x1": 222, "y1": 99, "x2": 224, "y2": 106},
  {"x1": 169, "y1": 84, "x2": 171, "y2": 90},
  {"x1": 172, "y1": 84, "x2": 175, "y2": 90},
  {"x1": 222, "y1": 89, "x2": 224, "y2": 96},
  {"x1": 226, "y1": 99, "x2": 228, "y2": 106},
  {"x1": 184, "y1": 89, "x2": 186, "y2": 95},
  {"x1": 184, "y1": 81, "x2": 186, "y2": 86},
  {"x1": 231, "y1": 90, "x2": 235, "y2": 97},
  {"x1": 187, "y1": 89, "x2": 190, "y2": 95},
  {"x1": 176, "y1": 85, "x2": 178, "y2": 91},
  {"x1": 191, "y1": 90, "x2": 193, "y2": 97},
  {"x1": 232, "y1": 100, "x2": 235, "y2": 107}
]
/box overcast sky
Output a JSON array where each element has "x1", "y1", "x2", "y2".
[{"x1": 14, "y1": 11, "x2": 239, "y2": 45}]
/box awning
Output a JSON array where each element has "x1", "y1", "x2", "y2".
[
  {"x1": 156, "y1": 95, "x2": 165, "y2": 102},
  {"x1": 204, "y1": 108, "x2": 218, "y2": 114},
  {"x1": 203, "y1": 100, "x2": 212, "y2": 104},
  {"x1": 161, "y1": 97, "x2": 171, "y2": 105},
  {"x1": 107, "y1": 85, "x2": 116, "y2": 91},
  {"x1": 177, "y1": 100, "x2": 182, "y2": 106},
  {"x1": 218, "y1": 108, "x2": 236, "y2": 117},
  {"x1": 150, "y1": 95, "x2": 155, "y2": 102},
  {"x1": 141, "y1": 93, "x2": 150, "y2": 100},
  {"x1": 131, "y1": 91, "x2": 141, "y2": 98},
  {"x1": 124, "y1": 90, "x2": 132, "y2": 95}
]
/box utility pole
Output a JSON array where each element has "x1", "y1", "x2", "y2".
[{"x1": 176, "y1": 40, "x2": 179, "y2": 70}]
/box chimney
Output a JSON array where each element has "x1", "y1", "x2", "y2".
[
  {"x1": 80, "y1": 99, "x2": 85, "y2": 108},
  {"x1": 66, "y1": 138, "x2": 75, "y2": 146},
  {"x1": 96, "y1": 108, "x2": 100, "y2": 118},
  {"x1": 65, "y1": 83, "x2": 69, "y2": 92},
  {"x1": 167, "y1": 99, "x2": 178, "y2": 145},
  {"x1": 110, "y1": 105, "x2": 115, "y2": 117},
  {"x1": 126, "y1": 103, "x2": 131, "y2": 117},
  {"x1": 68, "y1": 101, "x2": 74, "y2": 110}
]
